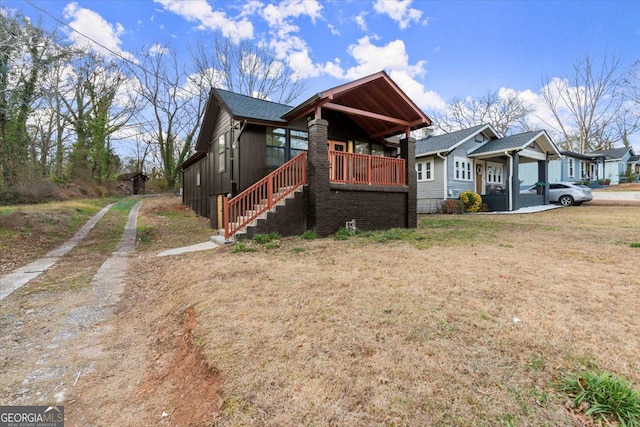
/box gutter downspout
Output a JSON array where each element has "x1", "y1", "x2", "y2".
[
  {"x1": 230, "y1": 120, "x2": 248, "y2": 195},
  {"x1": 505, "y1": 151, "x2": 513, "y2": 211},
  {"x1": 437, "y1": 152, "x2": 447, "y2": 201}
]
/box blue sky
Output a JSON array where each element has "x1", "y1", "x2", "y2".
[{"x1": 7, "y1": 0, "x2": 640, "y2": 151}]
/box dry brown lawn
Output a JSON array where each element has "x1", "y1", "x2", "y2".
[
  {"x1": 1, "y1": 195, "x2": 638, "y2": 426},
  {"x1": 130, "y1": 196, "x2": 640, "y2": 426}
]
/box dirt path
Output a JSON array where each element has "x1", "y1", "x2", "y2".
[
  {"x1": 0, "y1": 198, "x2": 220, "y2": 426},
  {"x1": 0, "y1": 202, "x2": 139, "y2": 405},
  {"x1": 0, "y1": 203, "x2": 115, "y2": 300}
]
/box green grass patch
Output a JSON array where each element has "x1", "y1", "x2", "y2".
[
  {"x1": 340, "y1": 217, "x2": 503, "y2": 249},
  {"x1": 300, "y1": 230, "x2": 317, "y2": 240},
  {"x1": 556, "y1": 370, "x2": 640, "y2": 426},
  {"x1": 629, "y1": 242, "x2": 640, "y2": 248},
  {"x1": 230, "y1": 242, "x2": 257, "y2": 253},
  {"x1": 252, "y1": 232, "x2": 281, "y2": 244},
  {"x1": 137, "y1": 225, "x2": 154, "y2": 244}
]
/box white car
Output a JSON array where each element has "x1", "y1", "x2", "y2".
[{"x1": 522, "y1": 182, "x2": 593, "y2": 206}]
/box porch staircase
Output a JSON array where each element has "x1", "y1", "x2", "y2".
[{"x1": 218, "y1": 152, "x2": 307, "y2": 241}]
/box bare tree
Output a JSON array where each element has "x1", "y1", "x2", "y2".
[
  {"x1": 193, "y1": 36, "x2": 306, "y2": 105},
  {"x1": 540, "y1": 52, "x2": 634, "y2": 153},
  {"x1": 433, "y1": 89, "x2": 533, "y2": 136},
  {"x1": 129, "y1": 45, "x2": 214, "y2": 189}
]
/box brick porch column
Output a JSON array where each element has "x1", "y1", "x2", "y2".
[
  {"x1": 400, "y1": 136, "x2": 417, "y2": 228},
  {"x1": 306, "y1": 119, "x2": 332, "y2": 236}
]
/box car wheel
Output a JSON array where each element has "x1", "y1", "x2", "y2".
[{"x1": 559, "y1": 195, "x2": 574, "y2": 206}]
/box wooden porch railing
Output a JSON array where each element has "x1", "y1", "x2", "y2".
[
  {"x1": 329, "y1": 151, "x2": 406, "y2": 186},
  {"x1": 224, "y1": 152, "x2": 306, "y2": 240}
]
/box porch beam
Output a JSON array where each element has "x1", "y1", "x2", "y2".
[
  {"x1": 370, "y1": 120, "x2": 429, "y2": 138},
  {"x1": 323, "y1": 102, "x2": 414, "y2": 126}
]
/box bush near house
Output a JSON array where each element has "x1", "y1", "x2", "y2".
[
  {"x1": 439, "y1": 199, "x2": 465, "y2": 214},
  {"x1": 460, "y1": 191, "x2": 483, "y2": 213}
]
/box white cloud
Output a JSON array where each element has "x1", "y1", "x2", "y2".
[
  {"x1": 354, "y1": 12, "x2": 368, "y2": 31},
  {"x1": 373, "y1": 0, "x2": 425, "y2": 29},
  {"x1": 340, "y1": 36, "x2": 425, "y2": 80},
  {"x1": 62, "y1": 2, "x2": 135, "y2": 61},
  {"x1": 153, "y1": 0, "x2": 253, "y2": 42},
  {"x1": 261, "y1": 0, "x2": 323, "y2": 27},
  {"x1": 390, "y1": 71, "x2": 446, "y2": 114},
  {"x1": 327, "y1": 23, "x2": 340, "y2": 36},
  {"x1": 148, "y1": 43, "x2": 169, "y2": 56}
]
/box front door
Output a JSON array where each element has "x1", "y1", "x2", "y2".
[
  {"x1": 328, "y1": 140, "x2": 347, "y2": 181},
  {"x1": 475, "y1": 161, "x2": 484, "y2": 194}
]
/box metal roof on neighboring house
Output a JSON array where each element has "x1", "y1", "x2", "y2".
[
  {"x1": 415, "y1": 124, "x2": 493, "y2": 156},
  {"x1": 588, "y1": 146, "x2": 634, "y2": 160},
  {"x1": 213, "y1": 88, "x2": 292, "y2": 124}
]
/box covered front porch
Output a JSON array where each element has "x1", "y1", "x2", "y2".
[{"x1": 469, "y1": 130, "x2": 560, "y2": 212}]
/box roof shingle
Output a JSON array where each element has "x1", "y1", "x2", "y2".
[
  {"x1": 214, "y1": 89, "x2": 292, "y2": 123},
  {"x1": 415, "y1": 124, "x2": 488, "y2": 155}
]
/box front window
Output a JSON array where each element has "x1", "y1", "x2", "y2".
[
  {"x1": 266, "y1": 128, "x2": 308, "y2": 167},
  {"x1": 290, "y1": 130, "x2": 308, "y2": 157},
  {"x1": 454, "y1": 156, "x2": 473, "y2": 181},
  {"x1": 486, "y1": 162, "x2": 503, "y2": 184},
  {"x1": 580, "y1": 161, "x2": 586, "y2": 178},
  {"x1": 416, "y1": 158, "x2": 434, "y2": 181},
  {"x1": 218, "y1": 134, "x2": 226, "y2": 173},
  {"x1": 568, "y1": 158, "x2": 574, "y2": 178},
  {"x1": 371, "y1": 143, "x2": 385, "y2": 156},
  {"x1": 266, "y1": 128, "x2": 286, "y2": 167}
]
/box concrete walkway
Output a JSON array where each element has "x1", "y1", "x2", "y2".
[
  {"x1": 0, "y1": 203, "x2": 115, "y2": 301},
  {"x1": 592, "y1": 191, "x2": 640, "y2": 201}
]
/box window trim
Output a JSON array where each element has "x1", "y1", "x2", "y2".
[
  {"x1": 416, "y1": 157, "x2": 434, "y2": 182},
  {"x1": 453, "y1": 156, "x2": 473, "y2": 182},
  {"x1": 486, "y1": 161, "x2": 503, "y2": 184},
  {"x1": 568, "y1": 158, "x2": 574, "y2": 178},
  {"x1": 218, "y1": 134, "x2": 226, "y2": 173}
]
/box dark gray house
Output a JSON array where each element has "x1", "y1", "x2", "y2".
[{"x1": 181, "y1": 71, "x2": 432, "y2": 239}]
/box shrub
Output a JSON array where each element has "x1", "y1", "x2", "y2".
[
  {"x1": 459, "y1": 191, "x2": 482, "y2": 213},
  {"x1": 252, "y1": 232, "x2": 280, "y2": 244},
  {"x1": 334, "y1": 226, "x2": 354, "y2": 240},
  {"x1": 556, "y1": 370, "x2": 640, "y2": 426},
  {"x1": 301, "y1": 230, "x2": 317, "y2": 240},
  {"x1": 439, "y1": 199, "x2": 464, "y2": 214}
]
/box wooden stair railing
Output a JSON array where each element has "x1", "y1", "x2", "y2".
[{"x1": 224, "y1": 152, "x2": 307, "y2": 239}]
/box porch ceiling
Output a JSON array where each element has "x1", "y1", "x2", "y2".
[{"x1": 282, "y1": 71, "x2": 431, "y2": 140}]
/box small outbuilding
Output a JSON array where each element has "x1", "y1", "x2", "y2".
[{"x1": 117, "y1": 172, "x2": 148, "y2": 195}]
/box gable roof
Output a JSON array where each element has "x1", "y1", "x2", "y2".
[
  {"x1": 195, "y1": 88, "x2": 292, "y2": 152},
  {"x1": 468, "y1": 130, "x2": 560, "y2": 158},
  {"x1": 194, "y1": 71, "x2": 432, "y2": 152},
  {"x1": 213, "y1": 89, "x2": 292, "y2": 124},
  {"x1": 629, "y1": 155, "x2": 640, "y2": 162},
  {"x1": 588, "y1": 146, "x2": 634, "y2": 160},
  {"x1": 282, "y1": 71, "x2": 431, "y2": 140},
  {"x1": 415, "y1": 124, "x2": 498, "y2": 156}
]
